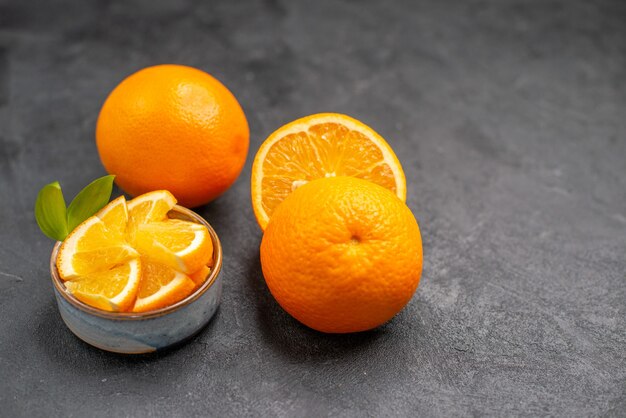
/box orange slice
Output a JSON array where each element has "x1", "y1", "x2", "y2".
[
  {"x1": 57, "y1": 198, "x2": 138, "y2": 279},
  {"x1": 64, "y1": 259, "x2": 141, "y2": 312},
  {"x1": 96, "y1": 195, "x2": 128, "y2": 241},
  {"x1": 189, "y1": 265, "x2": 211, "y2": 287},
  {"x1": 133, "y1": 219, "x2": 213, "y2": 274},
  {"x1": 126, "y1": 190, "x2": 177, "y2": 240},
  {"x1": 132, "y1": 258, "x2": 196, "y2": 313},
  {"x1": 251, "y1": 113, "x2": 406, "y2": 230}
]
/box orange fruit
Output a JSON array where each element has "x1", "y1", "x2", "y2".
[
  {"x1": 251, "y1": 113, "x2": 406, "y2": 230},
  {"x1": 96, "y1": 195, "x2": 129, "y2": 241},
  {"x1": 96, "y1": 64, "x2": 249, "y2": 207},
  {"x1": 260, "y1": 176, "x2": 422, "y2": 333},
  {"x1": 64, "y1": 259, "x2": 141, "y2": 312},
  {"x1": 57, "y1": 190, "x2": 214, "y2": 312},
  {"x1": 189, "y1": 265, "x2": 211, "y2": 287},
  {"x1": 132, "y1": 257, "x2": 196, "y2": 313},
  {"x1": 57, "y1": 196, "x2": 138, "y2": 279},
  {"x1": 126, "y1": 190, "x2": 177, "y2": 241},
  {"x1": 134, "y1": 219, "x2": 213, "y2": 274}
]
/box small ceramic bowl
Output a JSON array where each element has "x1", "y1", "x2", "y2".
[{"x1": 50, "y1": 205, "x2": 222, "y2": 354}]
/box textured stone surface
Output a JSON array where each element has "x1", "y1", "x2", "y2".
[{"x1": 1, "y1": 0, "x2": 625, "y2": 416}]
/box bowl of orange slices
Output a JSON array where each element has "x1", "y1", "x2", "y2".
[{"x1": 48, "y1": 190, "x2": 222, "y2": 354}]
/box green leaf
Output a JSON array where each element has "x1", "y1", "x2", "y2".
[
  {"x1": 35, "y1": 181, "x2": 69, "y2": 241},
  {"x1": 67, "y1": 175, "x2": 115, "y2": 232}
]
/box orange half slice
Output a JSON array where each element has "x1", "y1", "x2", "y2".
[{"x1": 251, "y1": 113, "x2": 406, "y2": 230}]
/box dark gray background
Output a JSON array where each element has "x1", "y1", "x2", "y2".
[{"x1": 1, "y1": 0, "x2": 625, "y2": 416}]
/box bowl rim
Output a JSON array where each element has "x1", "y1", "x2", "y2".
[{"x1": 50, "y1": 204, "x2": 223, "y2": 320}]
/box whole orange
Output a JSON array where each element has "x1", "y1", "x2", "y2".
[
  {"x1": 96, "y1": 64, "x2": 249, "y2": 207},
  {"x1": 260, "y1": 176, "x2": 423, "y2": 333}
]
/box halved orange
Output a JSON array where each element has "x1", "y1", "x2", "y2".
[
  {"x1": 132, "y1": 257, "x2": 196, "y2": 313},
  {"x1": 64, "y1": 258, "x2": 141, "y2": 312},
  {"x1": 251, "y1": 113, "x2": 406, "y2": 230}
]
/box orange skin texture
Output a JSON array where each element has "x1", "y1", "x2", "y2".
[
  {"x1": 260, "y1": 177, "x2": 423, "y2": 333},
  {"x1": 96, "y1": 64, "x2": 249, "y2": 207}
]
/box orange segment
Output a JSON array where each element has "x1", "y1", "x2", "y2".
[
  {"x1": 126, "y1": 190, "x2": 177, "y2": 240},
  {"x1": 251, "y1": 113, "x2": 406, "y2": 230},
  {"x1": 133, "y1": 219, "x2": 213, "y2": 274},
  {"x1": 64, "y1": 259, "x2": 141, "y2": 312},
  {"x1": 189, "y1": 265, "x2": 211, "y2": 287},
  {"x1": 57, "y1": 204, "x2": 138, "y2": 279},
  {"x1": 95, "y1": 195, "x2": 128, "y2": 241},
  {"x1": 132, "y1": 258, "x2": 196, "y2": 313},
  {"x1": 61, "y1": 245, "x2": 139, "y2": 278}
]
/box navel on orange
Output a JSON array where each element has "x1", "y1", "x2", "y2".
[{"x1": 251, "y1": 113, "x2": 406, "y2": 230}]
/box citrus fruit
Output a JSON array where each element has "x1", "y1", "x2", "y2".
[
  {"x1": 57, "y1": 190, "x2": 214, "y2": 312},
  {"x1": 126, "y1": 190, "x2": 177, "y2": 241},
  {"x1": 96, "y1": 64, "x2": 249, "y2": 207},
  {"x1": 127, "y1": 190, "x2": 177, "y2": 224},
  {"x1": 132, "y1": 257, "x2": 196, "y2": 313},
  {"x1": 134, "y1": 219, "x2": 213, "y2": 274},
  {"x1": 57, "y1": 196, "x2": 138, "y2": 279},
  {"x1": 189, "y1": 265, "x2": 211, "y2": 287},
  {"x1": 260, "y1": 176, "x2": 422, "y2": 333},
  {"x1": 64, "y1": 259, "x2": 141, "y2": 312},
  {"x1": 96, "y1": 195, "x2": 128, "y2": 241},
  {"x1": 251, "y1": 113, "x2": 406, "y2": 230}
]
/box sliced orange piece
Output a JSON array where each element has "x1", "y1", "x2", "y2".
[
  {"x1": 57, "y1": 199, "x2": 138, "y2": 279},
  {"x1": 189, "y1": 265, "x2": 211, "y2": 287},
  {"x1": 251, "y1": 113, "x2": 406, "y2": 230},
  {"x1": 132, "y1": 258, "x2": 196, "y2": 313},
  {"x1": 126, "y1": 190, "x2": 177, "y2": 240},
  {"x1": 64, "y1": 259, "x2": 141, "y2": 312},
  {"x1": 95, "y1": 195, "x2": 128, "y2": 241},
  {"x1": 133, "y1": 219, "x2": 213, "y2": 274}
]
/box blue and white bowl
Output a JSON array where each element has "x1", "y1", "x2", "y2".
[{"x1": 50, "y1": 205, "x2": 222, "y2": 354}]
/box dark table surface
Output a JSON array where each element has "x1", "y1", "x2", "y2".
[{"x1": 1, "y1": 0, "x2": 625, "y2": 416}]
